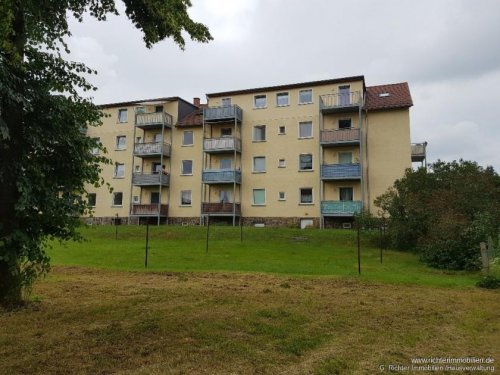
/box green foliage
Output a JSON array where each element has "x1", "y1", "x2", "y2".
[
  {"x1": 0, "y1": 0, "x2": 211, "y2": 305},
  {"x1": 375, "y1": 160, "x2": 500, "y2": 270},
  {"x1": 476, "y1": 275, "x2": 500, "y2": 289}
]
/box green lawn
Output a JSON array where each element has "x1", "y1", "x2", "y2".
[{"x1": 48, "y1": 225, "x2": 482, "y2": 287}]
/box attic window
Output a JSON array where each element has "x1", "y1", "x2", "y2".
[{"x1": 379, "y1": 93, "x2": 390, "y2": 97}]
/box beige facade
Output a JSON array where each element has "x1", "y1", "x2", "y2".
[{"x1": 85, "y1": 76, "x2": 418, "y2": 227}]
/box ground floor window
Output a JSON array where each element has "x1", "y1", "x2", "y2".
[{"x1": 300, "y1": 188, "x2": 313, "y2": 204}]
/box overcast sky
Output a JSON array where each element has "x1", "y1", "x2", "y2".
[{"x1": 68, "y1": 0, "x2": 500, "y2": 170}]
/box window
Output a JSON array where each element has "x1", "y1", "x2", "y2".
[
  {"x1": 135, "y1": 165, "x2": 141, "y2": 172},
  {"x1": 220, "y1": 158, "x2": 232, "y2": 169},
  {"x1": 153, "y1": 133, "x2": 162, "y2": 143},
  {"x1": 91, "y1": 137, "x2": 100, "y2": 155},
  {"x1": 278, "y1": 158, "x2": 286, "y2": 168},
  {"x1": 299, "y1": 154, "x2": 313, "y2": 171},
  {"x1": 114, "y1": 163, "x2": 125, "y2": 178},
  {"x1": 135, "y1": 106, "x2": 145, "y2": 114},
  {"x1": 279, "y1": 192, "x2": 286, "y2": 201},
  {"x1": 155, "y1": 105, "x2": 163, "y2": 113},
  {"x1": 254, "y1": 95, "x2": 267, "y2": 108},
  {"x1": 221, "y1": 98, "x2": 232, "y2": 107},
  {"x1": 338, "y1": 152, "x2": 353, "y2": 164},
  {"x1": 118, "y1": 108, "x2": 128, "y2": 123},
  {"x1": 339, "y1": 119, "x2": 352, "y2": 129},
  {"x1": 221, "y1": 128, "x2": 232, "y2": 137},
  {"x1": 181, "y1": 190, "x2": 192, "y2": 206},
  {"x1": 340, "y1": 187, "x2": 354, "y2": 201},
  {"x1": 136, "y1": 136, "x2": 142, "y2": 143},
  {"x1": 112, "y1": 192, "x2": 123, "y2": 206},
  {"x1": 253, "y1": 125, "x2": 266, "y2": 141},
  {"x1": 152, "y1": 162, "x2": 162, "y2": 174},
  {"x1": 182, "y1": 131, "x2": 193, "y2": 146},
  {"x1": 253, "y1": 189, "x2": 266, "y2": 205},
  {"x1": 338, "y1": 85, "x2": 351, "y2": 105},
  {"x1": 299, "y1": 121, "x2": 313, "y2": 138},
  {"x1": 116, "y1": 135, "x2": 126, "y2": 150},
  {"x1": 150, "y1": 192, "x2": 160, "y2": 204},
  {"x1": 87, "y1": 193, "x2": 96, "y2": 207},
  {"x1": 278, "y1": 125, "x2": 286, "y2": 135},
  {"x1": 219, "y1": 190, "x2": 232, "y2": 203},
  {"x1": 299, "y1": 89, "x2": 313, "y2": 104},
  {"x1": 253, "y1": 156, "x2": 266, "y2": 173},
  {"x1": 300, "y1": 188, "x2": 313, "y2": 204},
  {"x1": 276, "y1": 92, "x2": 289, "y2": 106},
  {"x1": 181, "y1": 160, "x2": 193, "y2": 175},
  {"x1": 133, "y1": 195, "x2": 140, "y2": 204}
]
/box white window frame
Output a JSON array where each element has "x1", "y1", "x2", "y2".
[
  {"x1": 298, "y1": 89, "x2": 313, "y2": 105},
  {"x1": 180, "y1": 190, "x2": 192, "y2": 206},
  {"x1": 276, "y1": 92, "x2": 289, "y2": 107},
  {"x1": 114, "y1": 163, "x2": 125, "y2": 178},
  {"x1": 254, "y1": 94, "x2": 267, "y2": 109},
  {"x1": 278, "y1": 192, "x2": 286, "y2": 201},
  {"x1": 252, "y1": 188, "x2": 266, "y2": 206},
  {"x1": 278, "y1": 125, "x2": 286, "y2": 135},
  {"x1": 181, "y1": 160, "x2": 193, "y2": 175},
  {"x1": 115, "y1": 135, "x2": 126, "y2": 150},
  {"x1": 253, "y1": 125, "x2": 266, "y2": 142},
  {"x1": 117, "y1": 108, "x2": 128, "y2": 123},
  {"x1": 278, "y1": 158, "x2": 286, "y2": 168},
  {"x1": 253, "y1": 156, "x2": 266, "y2": 173},
  {"x1": 299, "y1": 154, "x2": 313, "y2": 171},
  {"x1": 298, "y1": 121, "x2": 313, "y2": 139},
  {"x1": 132, "y1": 195, "x2": 140, "y2": 204},
  {"x1": 299, "y1": 188, "x2": 313, "y2": 204},
  {"x1": 112, "y1": 192, "x2": 123, "y2": 207},
  {"x1": 182, "y1": 130, "x2": 194, "y2": 146}
]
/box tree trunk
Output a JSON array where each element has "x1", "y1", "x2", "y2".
[{"x1": 0, "y1": 260, "x2": 22, "y2": 307}]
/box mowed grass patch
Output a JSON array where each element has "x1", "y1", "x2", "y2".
[
  {"x1": 0, "y1": 267, "x2": 498, "y2": 374},
  {"x1": 48, "y1": 225, "x2": 482, "y2": 287}
]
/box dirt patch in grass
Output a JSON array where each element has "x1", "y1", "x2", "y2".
[{"x1": 0, "y1": 266, "x2": 498, "y2": 374}]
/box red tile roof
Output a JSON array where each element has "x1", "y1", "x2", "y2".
[
  {"x1": 364, "y1": 82, "x2": 413, "y2": 110},
  {"x1": 176, "y1": 109, "x2": 203, "y2": 127}
]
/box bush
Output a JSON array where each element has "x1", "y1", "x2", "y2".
[
  {"x1": 476, "y1": 275, "x2": 500, "y2": 289},
  {"x1": 420, "y1": 239, "x2": 481, "y2": 271}
]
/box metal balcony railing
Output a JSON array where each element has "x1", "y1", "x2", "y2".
[
  {"x1": 131, "y1": 204, "x2": 168, "y2": 216},
  {"x1": 202, "y1": 202, "x2": 241, "y2": 215},
  {"x1": 204, "y1": 137, "x2": 242, "y2": 152},
  {"x1": 411, "y1": 142, "x2": 427, "y2": 162},
  {"x1": 132, "y1": 173, "x2": 170, "y2": 186},
  {"x1": 135, "y1": 112, "x2": 173, "y2": 128},
  {"x1": 320, "y1": 91, "x2": 362, "y2": 111},
  {"x1": 203, "y1": 105, "x2": 243, "y2": 122},
  {"x1": 321, "y1": 163, "x2": 361, "y2": 180},
  {"x1": 133, "y1": 142, "x2": 171, "y2": 157},
  {"x1": 321, "y1": 201, "x2": 362, "y2": 216},
  {"x1": 202, "y1": 169, "x2": 241, "y2": 184},
  {"x1": 320, "y1": 128, "x2": 360, "y2": 145}
]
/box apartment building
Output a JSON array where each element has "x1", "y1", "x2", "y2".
[{"x1": 85, "y1": 75, "x2": 422, "y2": 228}]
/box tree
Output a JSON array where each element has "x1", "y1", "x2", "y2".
[
  {"x1": 375, "y1": 160, "x2": 500, "y2": 270},
  {"x1": 0, "y1": 0, "x2": 212, "y2": 306}
]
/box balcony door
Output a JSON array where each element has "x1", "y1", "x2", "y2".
[
  {"x1": 338, "y1": 85, "x2": 350, "y2": 106},
  {"x1": 219, "y1": 190, "x2": 233, "y2": 204},
  {"x1": 151, "y1": 192, "x2": 160, "y2": 204},
  {"x1": 152, "y1": 162, "x2": 162, "y2": 174},
  {"x1": 153, "y1": 133, "x2": 162, "y2": 143},
  {"x1": 339, "y1": 187, "x2": 353, "y2": 201},
  {"x1": 338, "y1": 152, "x2": 353, "y2": 164},
  {"x1": 220, "y1": 158, "x2": 232, "y2": 169}
]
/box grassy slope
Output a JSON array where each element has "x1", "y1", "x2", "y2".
[
  {"x1": 0, "y1": 267, "x2": 498, "y2": 375},
  {"x1": 48, "y1": 226, "x2": 481, "y2": 287}
]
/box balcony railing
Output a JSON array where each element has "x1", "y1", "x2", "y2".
[
  {"x1": 135, "y1": 112, "x2": 173, "y2": 128},
  {"x1": 132, "y1": 173, "x2": 170, "y2": 186},
  {"x1": 134, "y1": 142, "x2": 171, "y2": 157},
  {"x1": 204, "y1": 105, "x2": 243, "y2": 122},
  {"x1": 320, "y1": 128, "x2": 360, "y2": 145},
  {"x1": 202, "y1": 169, "x2": 241, "y2": 184},
  {"x1": 202, "y1": 202, "x2": 241, "y2": 215},
  {"x1": 131, "y1": 204, "x2": 168, "y2": 216},
  {"x1": 411, "y1": 142, "x2": 427, "y2": 162},
  {"x1": 321, "y1": 163, "x2": 361, "y2": 180},
  {"x1": 320, "y1": 91, "x2": 362, "y2": 112},
  {"x1": 204, "y1": 137, "x2": 242, "y2": 153},
  {"x1": 321, "y1": 200, "x2": 362, "y2": 216}
]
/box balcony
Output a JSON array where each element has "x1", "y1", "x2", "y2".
[
  {"x1": 202, "y1": 169, "x2": 241, "y2": 184},
  {"x1": 135, "y1": 112, "x2": 173, "y2": 129},
  {"x1": 131, "y1": 204, "x2": 168, "y2": 217},
  {"x1": 204, "y1": 105, "x2": 243, "y2": 123},
  {"x1": 134, "y1": 142, "x2": 171, "y2": 158},
  {"x1": 204, "y1": 137, "x2": 242, "y2": 153},
  {"x1": 202, "y1": 202, "x2": 241, "y2": 215},
  {"x1": 321, "y1": 163, "x2": 361, "y2": 180},
  {"x1": 320, "y1": 91, "x2": 362, "y2": 113},
  {"x1": 320, "y1": 128, "x2": 360, "y2": 147},
  {"x1": 321, "y1": 200, "x2": 362, "y2": 216},
  {"x1": 411, "y1": 142, "x2": 427, "y2": 162},
  {"x1": 132, "y1": 173, "x2": 170, "y2": 186}
]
